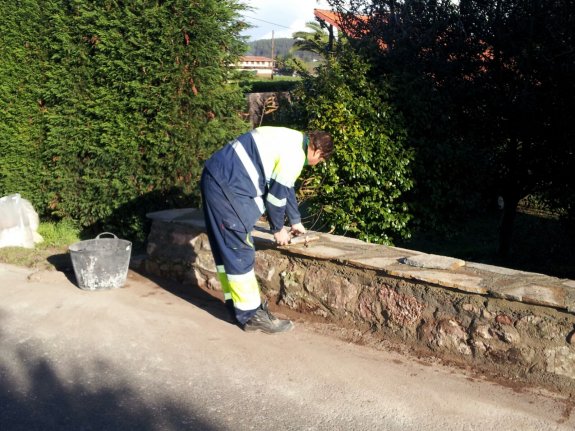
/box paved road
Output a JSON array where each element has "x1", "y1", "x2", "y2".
[{"x1": 0, "y1": 263, "x2": 573, "y2": 431}]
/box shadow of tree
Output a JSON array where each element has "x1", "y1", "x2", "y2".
[
  {"x1": 44, "y1": 238, "x2": 236, "y2": 325},
  {"x1": 0, "y1": 322, "x2": 218, "y2": 431},
  {"x1": 130, "y1": 268, "x2": 237, "y2": 327}
]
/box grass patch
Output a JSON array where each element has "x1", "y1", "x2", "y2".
[{"x1": 37, "y1": 220, "x2": 81, "y2": 248}]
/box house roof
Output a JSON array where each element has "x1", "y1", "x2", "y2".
[
  {"x1": 314, "y1": 8, "x2": 342, "y2": 28},
  {"x1": 313, "y1": 8, "x2": 368, "y2": 33},
  {"x1": 314, "y1": 8, "x2": 385, "y2": 48}
]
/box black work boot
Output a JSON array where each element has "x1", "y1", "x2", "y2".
[
  {"x1": 243, "y1": 303, "x2": 294, "y2": 334},
  {"x1": 225, "y1": 299, "x2": 239, "y2": 324}
]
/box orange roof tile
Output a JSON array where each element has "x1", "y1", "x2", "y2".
[{"x1": 313, "y1": 8, "x2": 368, "y2": 32}]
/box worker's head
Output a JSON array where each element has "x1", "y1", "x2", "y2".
[{"x1": 307, "y1": 131, "x2": 334, "y2": 166}]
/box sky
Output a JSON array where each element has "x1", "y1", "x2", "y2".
[{"x1": 241, "y1": 0, "x2": 332, "y2": 41}]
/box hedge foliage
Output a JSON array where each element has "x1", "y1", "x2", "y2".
[
  {"x1": 0, "y1": 1, "x2": 45, "y2": 205},
  {"x1": 0, "y1": 0, "x2": 250, "y2": 241},
  {"x1": 240, "y1": 78, "x2": 300, "y2": 93},
  {"x1": 292, "y1": 49, "x2": 413, "y2": 244}
]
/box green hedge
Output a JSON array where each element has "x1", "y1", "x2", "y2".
[
  {"x1": 240, "y1": 78, "x2": 300, "y2": 93},
  {"x1": 0, "y1": 0, "x2": 250, "y2": 242},
  {"x1": 292, "y1": 49, "x2": 413, "y2": 244},
  {"x1": 0, "y1": 1, "x2": 45, "y2": 207}
]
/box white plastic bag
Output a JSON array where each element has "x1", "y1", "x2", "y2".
[{"x1": 0, "y1": 193, "x2": 43, "y2": 248}]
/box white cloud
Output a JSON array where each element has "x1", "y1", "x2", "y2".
[{"x1": 242, "y1": 0, "x2": 332, "y2": 40}]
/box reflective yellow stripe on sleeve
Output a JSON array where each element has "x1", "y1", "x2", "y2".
[{"x1": 266, "y1": 192, "x2": 287, "y2": 207}]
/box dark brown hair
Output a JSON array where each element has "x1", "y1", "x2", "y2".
[{"x1": 308, "y1": 131, "x2": 334, "y2": 160}]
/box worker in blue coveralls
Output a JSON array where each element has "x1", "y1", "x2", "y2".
[{"x1": 200, "y1": 126, "x2": 334, "y2": 334}]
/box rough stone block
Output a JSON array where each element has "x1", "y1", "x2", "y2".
[
  {"x1": 496, "y1": 284, "x2": 566, "y2": 309},
  {"x1": 347, "y1": 256, "x2": 403, "y2": 270},
  {"x1": 545, "y1": 346, "x2": 575, "y2": 379},
  {"x1": 194, "y1": 251, "x2": 217, "y2": 273},
  {"x1": 388, "y1": 269, "x2": 487, "y2": 294},
  {"x1": 291, "y1": 245, "x2": 351, "y2": 260},
  {"x1": 419, "y1": 318, "x2": 472, "y2": 356},
  {"x1": 400, "y1": 254, "x2": 465, "y2": 270},
  {"x1": 359, "y1": 284, "x2": 424, "y2": 327},
  {"x1": 466, "y1": 262, "x2": 526, "y2": 275}
]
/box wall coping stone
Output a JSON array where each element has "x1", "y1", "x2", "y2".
[{"x1": 146, "y1": 208, "x2": 575, "y2": 314}]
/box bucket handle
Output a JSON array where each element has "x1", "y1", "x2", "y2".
[{"x1": 96, "y1": 232, "x2": 118, "y2": 239}]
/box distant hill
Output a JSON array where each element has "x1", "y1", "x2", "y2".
[{"x1": 247, "y1": 38, "x2": 322, "y2": 62}]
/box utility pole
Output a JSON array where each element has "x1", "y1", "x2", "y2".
[{"x1": 271, "y1": 30, "x2": 275, "y2": 80}]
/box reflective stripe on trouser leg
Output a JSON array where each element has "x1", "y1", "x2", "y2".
[
  {"x1": 227, "y1": 269, "x2": 261, "y2": 312},
  {"x1": 227, "y1": 270, "x2": 261, "y2": 310},
  {"x1": 216, "y1": 265, "x2": 232, "y2": 301}
]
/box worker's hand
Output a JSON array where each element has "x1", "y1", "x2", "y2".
[
  {"x1": 290, "y1": 223, "x2": 306, "y2": 236},
  {"x1": 274, "y1": 228, "x2": 291, "y2": 246}
]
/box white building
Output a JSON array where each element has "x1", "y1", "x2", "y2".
[{"x1": 236, "y1": 56, "x2": 274, "y2": 77}]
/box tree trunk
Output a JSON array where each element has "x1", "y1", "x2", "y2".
[{"x1": 498, "y1": 195, "x2": 520, "y2": 258}]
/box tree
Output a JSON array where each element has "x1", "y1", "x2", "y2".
[
  {"x1": 291, "y1": 21, "x2": 331, "y2": 56},
  {"x1": 273, "y1": 54, "x2": 299, "y2": 76},
  {"x1": 458, "y1": 0, "x2": 575, "y2": 255},
  {"x1": 291, "y1": 47, "x2": 413, "y2": 244},
  {"x1": 1, "y1": 0, "x2": 251, "y2": 241},
  {"x1": 0, "y1": 1, "x2": 46, "y2": 208},
  {"x1": 328, "y1": 0, "x2": 575, "y2": 257}
]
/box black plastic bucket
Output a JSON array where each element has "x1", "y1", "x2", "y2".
[{"x1": 69, "y1": 232, "x2": 132, "y2": 291}]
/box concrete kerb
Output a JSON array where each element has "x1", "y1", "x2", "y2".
[{"x1": 144, "y1": 208, "x2": 575, "y2": 393}]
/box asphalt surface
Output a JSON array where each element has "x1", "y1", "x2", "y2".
[{"x1": 0, "y1": 262, "x2": 573, "y2": 431}]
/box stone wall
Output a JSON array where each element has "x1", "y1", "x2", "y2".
[{"x1": 145, "y1": 209, "x2": 575, "y2": 394}]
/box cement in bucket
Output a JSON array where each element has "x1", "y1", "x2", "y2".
[{"x1": 69, "y1": 232, "x2": 132, "y2": 290}]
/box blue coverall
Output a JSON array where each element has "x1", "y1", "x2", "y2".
[{"x1": 200, "y1": 127, "x2": 308, "y2": 324}]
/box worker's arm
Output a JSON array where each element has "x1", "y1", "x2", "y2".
[
  {"x1": 286, "y1": 187, "x2": 303, "y2": 224},
  {"x1": 265, "y1": 180, "x2": 289, "y2": 233},
  {"x1": 284, "y1": 187, "x2": 306, "y2": 235}
]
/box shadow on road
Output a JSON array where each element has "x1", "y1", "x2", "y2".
[
  {"x1": 129, "y1": 267, "x2": 237, "y2": 327},
  {"x1": 0, "y1": 312, "x2": 218, "y2": 431},
  {"x1": 47, "y1": 253, "x2": 77, "y2": 286},
  {"x1": 45, "y1": 250, "x2": 234, "y2": 326}
]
